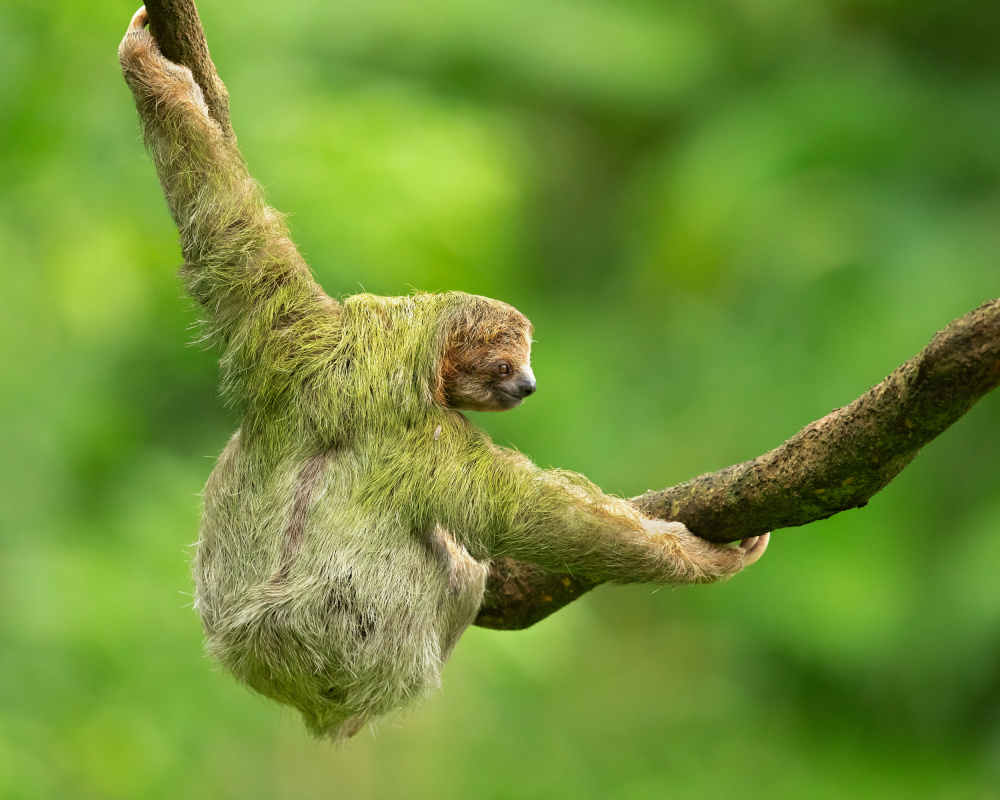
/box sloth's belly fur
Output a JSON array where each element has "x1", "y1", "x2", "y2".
[{"x1": 191, "y1": 434, "x2": 487, "y2": 741}]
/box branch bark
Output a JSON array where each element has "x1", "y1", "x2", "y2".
[
  {"x1": 136, "y1": 3, "x2": 1000, "y2": 631},
  {"x1": 144, "y1": 0, "x2": 233, "y2": 138},
  {"x1": 479, "y1": 299, "x2": 1000, "y2": 628},
  {"x1": 632, "y1": 299, "x2": 1000, "y2": 541}
]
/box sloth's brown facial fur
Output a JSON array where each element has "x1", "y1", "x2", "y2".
[
  {"x1": 445, "y1": 349, "x2": 536, "y2": 412},
  {"x1": 437, "y1": 300, "x2": 536, "y2": 412}
]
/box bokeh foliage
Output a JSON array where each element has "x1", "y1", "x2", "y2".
[{"x1": 1, "y1": 0, "x2": 999, "y2": 797}]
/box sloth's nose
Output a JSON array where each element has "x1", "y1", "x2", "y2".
[{"x1": 514, "y1": 377, "x2": 537, "y2": 398}]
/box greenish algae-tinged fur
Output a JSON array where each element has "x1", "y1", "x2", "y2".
[{"x1": 120, "y1": 11, "x2": 761, "y2": 741}]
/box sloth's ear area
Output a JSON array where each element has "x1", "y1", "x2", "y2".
[{"x1": 433, "y1": 314, "x2": 462, "y2": 408}]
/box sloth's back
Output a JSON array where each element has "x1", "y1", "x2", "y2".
[{"x1": 192, "y1": 430, "x2": 486, "y2": 740}]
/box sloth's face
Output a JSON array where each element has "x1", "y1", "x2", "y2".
[
  {"x1": 446, "y1": 356, "x2": 537, "y2": 411},
  {"x1": 443, "y1": 328, "x2": 537, "y2": 412}
]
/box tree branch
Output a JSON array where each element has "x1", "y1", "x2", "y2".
[
  {"x1": 633, "y1": 298, "x2": 1000, "y2": 541},
  {"x1": 479, "y1": 299, "x2": 1000, "y2": 629},
  {"x1": 144, "y1": 0, "x2": 233, "y2": 138},
  {"x1": 135, "y1": 3, "x2": 1000, "y2": 632}
]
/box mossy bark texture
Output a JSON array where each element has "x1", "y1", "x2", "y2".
[{"x1": 143, "y1": 3, "x2": 1000, "y2": 632}]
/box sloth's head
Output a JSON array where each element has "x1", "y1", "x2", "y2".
[{"x1": 436, "y1": 297, "x2": 536, "y2": 412}]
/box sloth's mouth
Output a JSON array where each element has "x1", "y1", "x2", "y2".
[
  {"x1": 494, "y1": 391, "x2": 523, "y2": 408},
  {"x1": 496, "y1": 380, "x2": 536, "y2": 404}
]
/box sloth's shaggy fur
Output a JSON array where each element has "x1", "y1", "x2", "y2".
[{"x1": 121, "y1": 10, "x2": 764, "y2": 742}]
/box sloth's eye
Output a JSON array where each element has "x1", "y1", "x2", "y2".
[{"x1": 497, "y1": 363, "x2": 510, "y2": 376}]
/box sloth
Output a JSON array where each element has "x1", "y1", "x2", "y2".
[{"x1": 119, "y1": 7, "x2": 767, "y2": 742}]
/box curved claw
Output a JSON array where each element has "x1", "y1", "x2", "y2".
[
  {"x1": 129, "y1": 6, "x2": 148, "y2": 32},
  {"x1": 737, "y1": 532, "x2": 769, "y2": 566}
]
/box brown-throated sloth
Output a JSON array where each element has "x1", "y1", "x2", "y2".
[{"x1": 119, "y1": 7, "x2": 768, "y2": 742}]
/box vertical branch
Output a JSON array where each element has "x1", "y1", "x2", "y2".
[{"x1": 143, "y1": 0, "x2": 234, "y2": 138}]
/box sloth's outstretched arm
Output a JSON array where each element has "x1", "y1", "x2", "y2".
[
  {"x1": 416, "y1": 443, "x2": 767, "y2": 586},
  {"x1": 497, "y1": 469, "x2": 767, "y2": 585},
  {"x1": 119, "y1": 9, "x2": 338, "y2": 410}
]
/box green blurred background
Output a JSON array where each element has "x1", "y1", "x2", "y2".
[{"x1": 2, "y1": 0, "x2": 999, "y2": 797}]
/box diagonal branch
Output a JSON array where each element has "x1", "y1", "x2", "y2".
[
  {"x1": 631, "y1": 298, "x2": 1000, "y2": 542},
  {"x1": 137, "y1": 3, "x2": 1000, "y2": 631},
  {"x1": 478, "y1": 299, "x2": 1000, "y2": 629}
]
